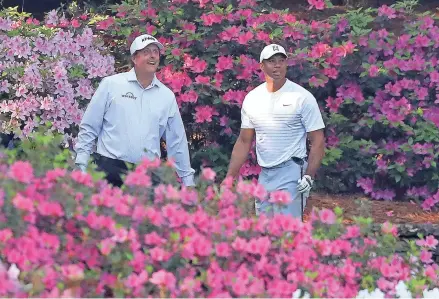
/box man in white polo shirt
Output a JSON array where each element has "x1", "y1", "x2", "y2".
[
  {"x1": 74, "y1": 34, "x2": 195, "y2": 187},
  {"x1": 226, "y1": 44, "x2": 325, "y2": 219}
]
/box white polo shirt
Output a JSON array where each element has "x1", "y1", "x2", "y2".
[{"x1": 241, "y1": 79, "x2": 325, "y2": 168}]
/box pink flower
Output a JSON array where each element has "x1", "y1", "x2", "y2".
[
  {"x1": 45, "y1": 168, "x2": 67, "y2": 182},
  {"x1": 144, "y1": 232, "x2": 166, "y2": 246},
  {"x1": 124, "y1": 172, "x2": 152, "y2": 187},
  {"x1": 150, "y1": 247, "x2": 170, "y2": 262},
  {"x1": 125, "y1": 270, "x2": 148, "y2": 288},
  {"x1": 420, "y1": 250, "x2": 433, "y2": 264},
  {"x1": 96, "y1": 17, "x2": 115, "y2": 30},
  {"x1": 111, "y1": 227, "x2": 128, "y2": 243},
  {"x1": 0, "y1": 229, "x2": 13, "y2": 242},
  {"x1": 61, "y1": 264, "x2": 84, "y2": 281},
  {"x1": 200, "y1": 13, "x2": 222, "y2": 26},
  {"x1": 308, "y1": 0, "x2": 326, "y2": 10},
  {"x1": 178, "y1": 90, "x2": 198, "y2": 104},
  {"x1": 231, "y1": 237, "x2": 247, "y2": 252},
  {"x1": 70, "y1": 171, "x2": 93, "y2": 187},
  {"x1": 425, "y1": 265, "x2": 437, "y2": 280},
  {"x1": 184, "y1": 56, "x2": 207, "y2": 73},
  {"x1": 222, "y1": 90, "x2": 247, "y2": 106},
  {"x1": 357, "y1": 177, "x2": 374, "y2": 194},
  {"x1": 12, "y1": 194, "x2": 34, "y2": 212},
  {"x1": 381, "y1": 221, "x2": 398, "y2": 237},
  {"x1": 310, "y1": 43, "x2": 330, "y2": 58},
  {"x1": 269, "y1": 190, "x2": 291, "y2": 205},
  {"x1": 215, "y1": 56, "x2": 234, "y2": 72},
  {"x1": 319, "y1": 209, "x2": 336, "y2": 224},
  {"x1": 194, "y1": 105, "x2": 218, "y2": 123},
  {"x1": 369, "y1": 65, "x2": 380, "y2": 77},
  {"x1": 219, "y1": 26, "x2": 240, "y2": 41},
  {"x1": 37, "y1": 201, "x2": 64, "y2": 217},
  {"x1": 378, "y1": 5, "x2": 396, "y2": 19},
  {"x1": 195, "y1": 75, "x2": 210, "y2": 85},
  {"x1": 9, "y1": 161, "x2": 33, "y2": 183},
  {"x1": 150, "y1": 270, "x2": 176, "y2": 290},
  {"x1": 194, "y1": 236, "x2": 212, "y2": 257},
  {"x1": 71, "y1": 19, "x2": 81, "y2": 28},
  {"x1": 237, "y1": 31, "x2": 253, "y2": 45},
  {"x1": 215, "y1": 242, "x2": 231, "y2": 257},
  {"x1": 201, "y1": 168, "x2": 216, "y2": 181},
  {"x1": 99, "y1": 238, "x2": 116, "y2": 256},
  {"x1": 246, "y1": 236, "x2": 271, "y2": 256},
  {"x1": 417, "y1": 235, "x2": 439, "y2": 249}
]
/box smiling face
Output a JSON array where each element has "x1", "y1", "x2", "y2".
[
  {"x1": 131, "y1": 43, "x2": 160, "y2": 74},
  {"x1": 260, "y1": 53, "x2": 288, "y2": 82}
]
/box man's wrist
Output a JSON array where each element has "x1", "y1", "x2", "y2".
[{"x1": 305, "y1": 173, "x2": 315, "y2": 180}]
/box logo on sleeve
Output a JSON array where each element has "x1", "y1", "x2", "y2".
[{"x1": 122, "y1": 92, "x2": 137, "y2": 100}]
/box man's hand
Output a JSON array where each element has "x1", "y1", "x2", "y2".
[{"x1": 297, "y1": 175, "x2": 313, "y2": 193}]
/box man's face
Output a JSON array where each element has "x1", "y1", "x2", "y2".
[
  {"x1": 132, "y1": 43, "x2": 160, "y2": 73},
  {"x1": 260, "y1": 54, "x2": 288, "y2": 81}
]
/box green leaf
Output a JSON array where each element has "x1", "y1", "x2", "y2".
[
  {"x1": 170, "y1": 232, "x2": 180, "y2": 242},
  {"x1": 334, "y1": 206, "x2": 343, "y2": 216},
  {"x1": 125, "y1": 252, "x2": 134, "y2": 260}
]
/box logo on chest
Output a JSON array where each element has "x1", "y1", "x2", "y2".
[{"x1": 122, "y1": 92, "x2": 137, "y2": 100}]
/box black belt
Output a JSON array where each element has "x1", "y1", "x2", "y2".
[
  {"x1": 92, "y1": 153, "x2": 134, "y2": 169},
  {"x1": 291, "y1": 156, "x2": 308, "y2": 165}
]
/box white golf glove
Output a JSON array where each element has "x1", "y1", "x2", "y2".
[{"x1": 297, "y1": 175, "x2": 313, "y2": 194}]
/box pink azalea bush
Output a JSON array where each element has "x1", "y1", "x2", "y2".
[
  {"x1": 89, "y1": 1, "x2": 439, "y2": 208},
  {"x1": 0, "y1": 6, "x2": 114, "y2": 140},
  {"x1": 0, "y1": 155, "x2": 439, "y2": 297},
  {"x1": 1, "y1": 1, "x2": 439, "y2": 209}
]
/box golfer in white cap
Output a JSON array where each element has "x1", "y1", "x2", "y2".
[
  {"x1": 75, "y1": 34, "x2": 195, "y2": 187},
  {"x1": 226, "y1": 43, "x2": 326, "y2": 220}
]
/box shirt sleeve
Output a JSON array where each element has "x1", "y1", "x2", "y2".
[
  {"x1": 300, "y1": 94, "x2": 325, "y2": 132},
  {"x1": 241, "y1": 98, "x2": 254, "y2": 129},
  {"x1": 74, "y1": 78, "x2": 109, "y2": 168},
  {"x1": 165, "y1": 97, "x2": 195, "y2": 187}
]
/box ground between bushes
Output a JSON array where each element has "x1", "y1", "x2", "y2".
[{"x1": 303, "y1": 193, "x2": 439, "y2": 224}]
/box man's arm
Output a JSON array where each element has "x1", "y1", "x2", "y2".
[
  {"x1": 74, "y1": 78, "x2": 108, "y2": 171},
  {"x1": 165, "y1": 99, "x2": 195, "y2": 187},
  {"x1": 226, "y1": 128, "x2": 255, "y2": 178},
  {"x1": 305, "y1": 129, "x2": 325, "y2": 179}
]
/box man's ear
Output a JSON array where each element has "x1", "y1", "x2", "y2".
[
  {"x1": 131, "y1": 54, "x2": 136, "y2": 65},
  {"x1": 260, "y1": 62, "x2": 265, "y2": 72}
]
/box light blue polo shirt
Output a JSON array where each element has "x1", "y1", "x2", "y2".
[{"x1": 74, "y1": 68, "x2": 195, "y2": 186}]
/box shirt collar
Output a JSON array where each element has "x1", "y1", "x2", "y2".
[{"x1": 127, "y1": 68, "x2": 160, "y2": 89}]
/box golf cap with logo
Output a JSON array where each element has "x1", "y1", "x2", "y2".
[
  {"x1": 259, "y1": 44, "x2": 287, "y2": 62},
  {"x1": 130, "y1": 34, "x2": 164, "y2": 55}
]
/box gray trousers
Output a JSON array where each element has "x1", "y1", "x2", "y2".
[{"x1": 256, "y1": 159, "x2": 309, "y2": 219}]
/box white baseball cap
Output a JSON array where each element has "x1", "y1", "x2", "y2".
[
  {"x1": 260, "y1": 44, "x2": 287, "y2": 62},
  {"x1": 130, "y1": 34, "x2": 164, "y2": 55}
]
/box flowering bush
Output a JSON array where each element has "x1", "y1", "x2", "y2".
[
  {"x1": 95, "y1": 0, "x2": 439, "y2": 206},
  {"x1": 1, "y1": 149, "x2": 439, "y2": 297},
  {"x1": 1, "y1": 1, "x2": 439, "y2": 209},
  {"x1": 0, "y1": 6, "x2": 114, "y2": 141}
]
